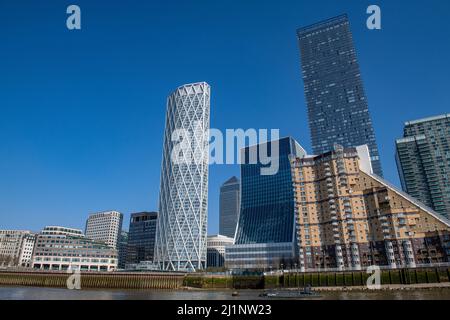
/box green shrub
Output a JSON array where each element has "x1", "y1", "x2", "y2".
[
  {"x1": 345, "y1": 273, "x2": 353, "y2": 286},
  {"x1": 353, "y1": 272, "x2": 362, "y2": 286},
  {"x1": 426, "y1": 270, "x2": 438, "y2": 283},
  {"x1": 336, "y1": 273, "x2": 344, "y2": 286},
  {"x1": 264, "y1": 275, "x2": 279, "y2": 288},
  {"x1": 390, "y1": 271, "x2": 401, "y2": 284},
  {"x1": 381, "y1": 271, "x2": 391, "y2": 285},
  {"x1": 319, "y1": 274, "x2": 328, "y2": 286},
  {"x1": 311, "y1": 274, "x2": 319, "y2": 287},
  {"x1": 416, "y1": 271, "x2": 427, "y2": 284},
  {"x1": 438, "y1": 270, "x2": 449, "y2": 283}
]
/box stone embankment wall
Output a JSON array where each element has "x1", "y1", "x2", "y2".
[{"x1": 0, "y1": 271, "x2": 184, "y2": 289}]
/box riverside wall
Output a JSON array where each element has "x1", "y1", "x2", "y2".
[
  {"x1": 1, "y1": 267, "x2": 449, "y2": 290},
  {"x1": 0, "y1": 271, "x2": 184, "y2": 289}
]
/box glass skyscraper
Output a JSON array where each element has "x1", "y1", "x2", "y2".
[
  {"x1": 154, "y1": 82, "x2": 210, "y2": 272},
  {"x1": 226, "y1": 137, "x2": 306, "y2": 269},
  {"x1": 219, "y1": 176, "x2": 240, "y2": 239},
  {"x1": 297, "y1": 14, "x2": 383, "y2": 176},
  {"x1": 126, "y1": 212, "x2": 157, "y2": 265},
  {"x1": 396, "y1": 114, "x2": 450, "y2": 218}
]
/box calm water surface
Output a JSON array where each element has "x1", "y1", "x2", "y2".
[{"x1": 1, "y1": 286, "x2": 450, "y2": 300}]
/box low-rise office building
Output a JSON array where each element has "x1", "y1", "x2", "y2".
[
  {"x1": 207, "y1": 235, "x2": 234, "y2": 268},
  {"x1": 31, "y1": 226, "x2": 118, "y2": 272},
  {"x1": 0, "y1": 230, "x2": 35, "y2": 267}
]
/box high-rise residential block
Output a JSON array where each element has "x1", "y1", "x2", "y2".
[
  {"x1": 155, "y1": 82, "x2": 210, "y2": 272},
  {"x1": 219, "y1": 176, "x2": 240, "y2": 238},
  {"x1": 226, "y1": 137, "x2": 307, "y2": 269},
  {"x1": 126, "y1": 212, "x2": 157, "y2": 265},
  {"x1": 291, "y1": 144, "x2": 450, "y2": 271},
  {"x1": 85, "y1": 211, "x2": 123, "y2": 249},
  {"x1": 396, "y1": 114, "x2": 450, "y2": 219},
  {"x1": 297, "y1": 14, "x2": 383, "y2": 176}
]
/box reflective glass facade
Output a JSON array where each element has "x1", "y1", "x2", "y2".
[
  {"x1": 219, "y1": 176, "x2": 240, "y2": 239},
  {"x1": 126, "y1": 212, "x2": 157, "y2": 265},
  {"x1": 297, "y1": 14, "x2": 383, "y2": 176},
  {"x1": 235, "y1": 137, "x2": 306, "y2": 244},
  {"x1": 396, "y1": 114, "x2": 450, "y2": 218}
]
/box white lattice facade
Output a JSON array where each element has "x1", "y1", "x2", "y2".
[{"x1": 155, "y1": 82, "x2": 210, "y2": 272}]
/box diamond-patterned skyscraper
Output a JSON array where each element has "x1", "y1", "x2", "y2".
[{"x1": 154, "y1": 82, "x2": 210, "y2": 272}]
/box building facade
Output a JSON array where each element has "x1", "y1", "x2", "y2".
[
  {"x1": 154, "y1": 82, "x2": 210, "y2": 272},
  {"x1": 85, "y1": 211, "x2": 123, "y2": 249},
  {"x1": 395, "y1": 114, "x2": 450, "y2": 219},
  {"x1": 0, "y1": 230, "x2": 34, "y2": 267},
  {"x1": 291, "y1": 144, "x2": 450, "y2": 271},
  {"x1": 207, "y1": 235, "x2": 234, "y2": 268},
  {"x1": 226, "y1": 137, "x2": 307, "y2": 269},
  {"x1": 32, "y1": 226, "x2": 118, "y2": 272},
  {"x1": 219, "y1": 176, "x2": 240, "y2": 238},
  {"x1": 19, "y1": 233, "x2": 36, "y2": 267},
  {"x1": 297, "y1": 14, "x2": 383, "y2": 176},
  {"x1": 126, "y1": 212, "x2": 157, "y2": 265},
  {"x1": 117, "y1": 231, "x2": 128, "y2": 269}
]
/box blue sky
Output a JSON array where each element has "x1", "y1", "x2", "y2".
[{"x1": 1, "y1": 0, "x2": 450, "y2": 233}]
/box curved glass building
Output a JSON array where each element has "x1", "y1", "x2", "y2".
[
  {"x1": 226, "y1": 137, "x2": 307, "y2": 269},
  {"x1": 154, "y1": 82, "x2": 210, "y2": 272}
]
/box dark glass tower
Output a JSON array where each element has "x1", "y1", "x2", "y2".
[
  {"x1": 297, "y1": 14, "x2": 383, "y2": 176},
  {"x1": 235, "y1": 137, "x2": 306, "y2": 244},
  {"x1": 219, "y1": 176, "x2": 240, "y2": 239},
  {"x1": 396, "y1": 114, "x2": 450, "y2": 218},
  {"x1": 126, "y1": 212, "x2": 158, "y2": 264}
]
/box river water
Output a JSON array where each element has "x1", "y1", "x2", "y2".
[{"x1": 1, "y1": 286, "x2": 450, "y2": 300}]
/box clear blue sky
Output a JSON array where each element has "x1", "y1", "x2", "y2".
[{"x1": 1, "y1": 0, "x2": 449, "y2": 233}]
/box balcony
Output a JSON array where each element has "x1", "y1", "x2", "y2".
[{"x1": 379, "y1": 196, "x2": 391, "y2": 204}]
